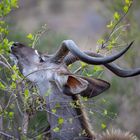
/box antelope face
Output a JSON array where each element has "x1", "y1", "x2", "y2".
[
  {"x1": 10, "y1": 42, "x2": 46, "y2": 64},
  {"x1": 10, "y1": 42, "x2": 72, "y2": 94},
  {"x1": 10, "y1": 42, "x2": 50, "y2": 82}
]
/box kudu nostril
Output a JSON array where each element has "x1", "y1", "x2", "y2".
[
  {"x1": 10, "y1": 42, "x2": 19, "y2": 51},
  {"x1": 10, "y1": 45, "x2": 15, "y2": 50}
]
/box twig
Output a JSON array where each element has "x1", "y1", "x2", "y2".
[
  {"x1": 0, "y1": 54, "x2": 12, "y2": 69},
  {"x1": 0, "y1": 61, "x2": 9, "y2": 68},
  {"x1": 16, "y1": 99, "x2": 23, "y2": 116},
  {"x1": 0, "y1": 130, "x2": 17, "y2": 139},
  {"x1": 74, "y1": 67, "x2": 82, "y2": 74},
  {"x1": 32, "y1": 24, "x2": 48, "y2": 49},
  {"x1": 22, "y1": 112, "x2": 29, "y2": 135},
  {"x1": 101, "y1": 2, "x2": 133, "y2": 48},
  {"x1": 110, "y1": 24, "x2": 130, "y2": 38},
  {"x1": 4, "y1": 92, "x2": 16, "y2": 110},
  {"x1": 0, "y1": 54, "x2": 22, "y2": 80}
]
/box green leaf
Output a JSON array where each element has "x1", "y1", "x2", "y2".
[
  {"x1": 3, "y1": 38, "x2": 8, "y2": 45},
  {"x1": 104, "y1": 109, "x2": 108, "y2": 115},
  {"x1": 94, "y1": 65, "x2": 103, "y2": 72},
  {"x1": 80, "y1": 62, "x2": 87, "y2": 68},
  {"x1": 24, "y1": 89, "x2": 29, "y2": 98},
  {"x1": 0, "y1": 82, "x2": 5, "y2": 90},
  {"x1": 107, "y1": 44, "x2": 113, "y2": 50},
  {"x1": 52, "y1": 109, "x2": 56, "y2": 114},
  {"x1": 97, "y1": 38, "x2": 105, "y2": 45},
  {"x1": 89, "y1": 110, "x2": 94, "y2": 115},
  {"x1": 58, "y1": 117, "x2": 64, "y2": 125},
  {"x1": 27, "y1": 33, "x2": 34, "y2": 40},
  {"x1": 125, "y1": 0, "x2": 131, "y2": 5},
  {"x1": 53, "y1": 127, "x2": 60, "y2": 132},
  {"x1": 111, "y1": 39, "x2": 116, "y2": 45},
  {"x1": 10, "y1": 82, "x2": 16, "y2": 89},
  {"x1": 9, "y1": 112, "x2": 14, "y2": 118},
  {"x1": 114, "y1": 12, "x2": 120, "y2": 21},
  {"x1": 82, "y1": 97, "x2": 88, "y2": 102},
  {"x1": 55, "y1": 103, "x2": 61, "y2": 108},
  {"x1": 101, "y1": 123, "x2": 106, "y2": 129},
  {"x1": 0, "y1": 21, "x2": 5, "y2": 25},
  {"x1": 123, "y1": 6, "x2": 128, "y2": 13},
  {"x1": 12, "y1": 65, "x2": 18, "y2": 71},
  {"x1": 102, "y1": 98, "x2": 107, "y2": 103},
  {"x1": 11, "y1": 0, "x2": 18, "y2": 8},
  {"x1": 11, "y1": 73, "x2": 17, "y2": 81},
  {"x1": 107, "y1": 21, "x2": 114, "y2": 28}
]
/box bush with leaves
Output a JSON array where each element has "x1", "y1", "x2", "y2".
[{"x1": 0, "y1": 1, "x2": 49, "y2": 139}]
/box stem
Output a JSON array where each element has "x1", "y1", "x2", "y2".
[
  {"x1": 0, "y1": 131, "x2": 17, "y2": 139},
  {"x1": 102, "y1": 2, "x2": 133, "y2": 48}
]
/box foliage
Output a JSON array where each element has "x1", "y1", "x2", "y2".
[
  {"x1": 0, "y1": 1, "x2": 49, "y2": 139},
  {"x1": 97, "y1": 0, "x2": 133, "y2": 52},
  {"x1": 0, "y1": 0, "x2": 18, "y2": 17},
  {"x1": 0, "y1": 0, "x2": 139, "y2": 139},
  {"x1": 97, "y1": 0, "x2": 140, "y2": 136}
]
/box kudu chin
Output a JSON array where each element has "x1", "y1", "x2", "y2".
[{"x1": 10, "y1": 41, "x2": 139, "y2": 140}]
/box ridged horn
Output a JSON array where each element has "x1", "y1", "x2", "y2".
[
  {"x1": 64, "y1": 50, "x2": 140, "y2": 77},
  {"x1": 51, "y1": 40, "x2": 133, "y2": 65}
]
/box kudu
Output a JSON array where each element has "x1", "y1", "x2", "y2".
[{"x1": 10, "y1": 40, "x2": 140, "y2": 140}]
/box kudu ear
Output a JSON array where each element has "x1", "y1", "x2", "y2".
[
  {"x1": 63, "y1": 75, "x2": 110, "y2": 98},
  {"x1": 80, "y1": 77, "x2": 110, "y2": 98},
  {"x1": 63, "y1": 75, "x2": 89, "y2": 95}
]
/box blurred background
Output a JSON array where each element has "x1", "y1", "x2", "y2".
[{"x1": 2, "y1": 0, "x2": 140, "y2": 138}]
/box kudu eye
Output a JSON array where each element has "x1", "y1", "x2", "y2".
[{"x1": 39, "y1": 57, "x2": 45, "y2": 62}]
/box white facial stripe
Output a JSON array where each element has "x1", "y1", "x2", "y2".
[{"x1": 35, "y1": 50, "x2": 40, "y2": 56}]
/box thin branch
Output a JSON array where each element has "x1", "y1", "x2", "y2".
[
  {"x1": 32, "y1": 24, "x2": 48, "y2": 49},
  {"x1": 16, "y1": 99, "x2": 23, "y2": 116},
  {"x1": 0, "y1": 54, "x2": 12, "y2": 69},
  {"x1": 4, "y1": 92, "x2": 16, "y2": 110},
  {"x1": 101, "y1": 2, "x2": 133, "y2": 48},
  {"x1": 0, "y1": 61, "x2": 9, "y2": 68},
  {"x1": 0, "y1": 130, "x2": 17, "y2": 139},
  {"x1": 74, "y1": 67, "x2": 82, "y2": 74},
  {"x1": 110, "y1": 24, "x2": 130, "y2": 38},
  {"x1": 0, "y1": 54, "x2": 22, "y2": 80}
]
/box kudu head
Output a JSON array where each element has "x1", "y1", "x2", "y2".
[
  {"x1": 10, "y1": 41, "x2": 115, "y2": 98},
  {"x1": 10, "y1": 40, "x2": 140, "y2": 97},
  {"x1": 10, "y1": 40, "x2": 140, "y2": 140}
]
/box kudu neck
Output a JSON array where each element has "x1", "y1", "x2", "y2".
[
  {"x1": 36, "y1": 80, "x2": 95, "y2": 139},
  {"x1": 36, "y1": 80, "x2": 51, "y2": 96}
]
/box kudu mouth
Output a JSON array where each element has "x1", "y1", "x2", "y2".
[
  {"x1": 9, "y1": 42, "x2": 20, "y2": 64},
  {"x1": 10, "y1": 42, "x2": 21, "y2": 58},
  {"x1": 9, "y1": 42, "x2": 26, "y2": 65},
  {"x1": 10, "y1": 42, "x2": 21, "y2": 50}
]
